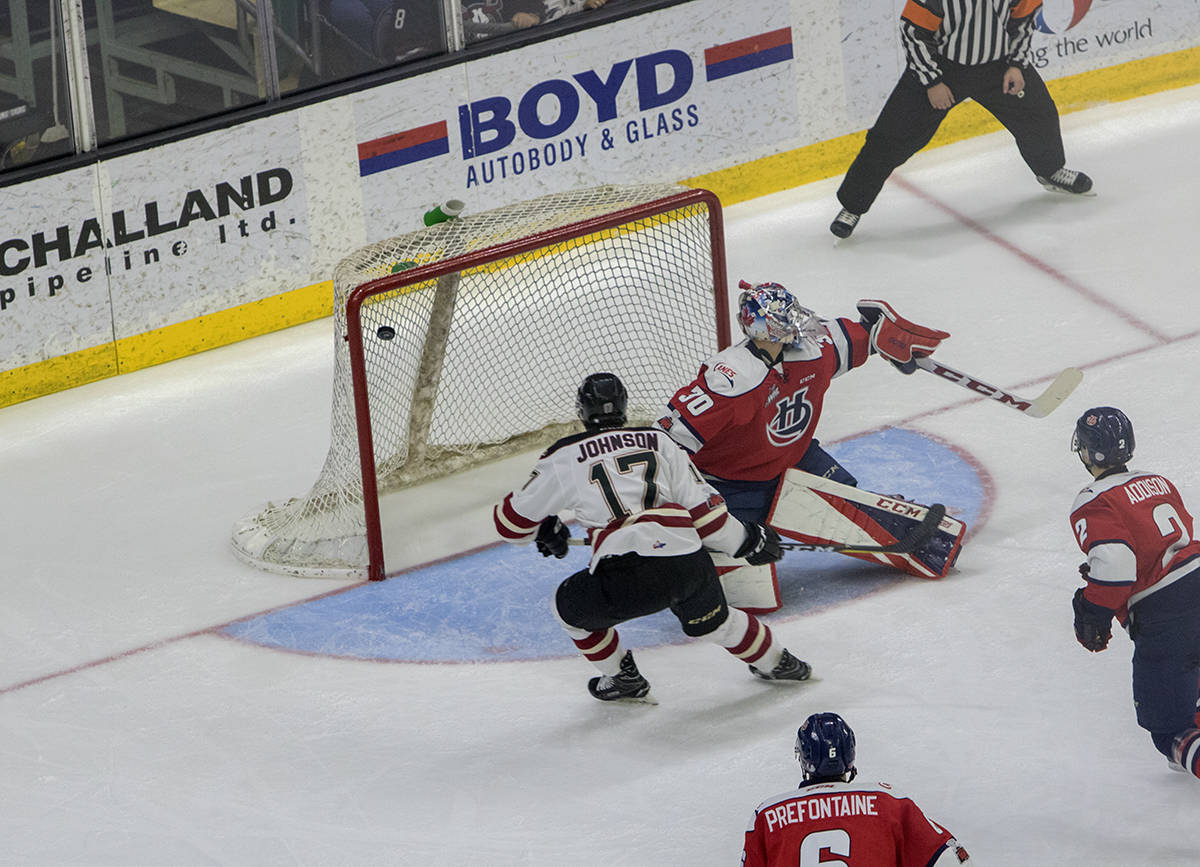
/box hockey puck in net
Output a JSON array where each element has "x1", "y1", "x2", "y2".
[{"x1": 377, "y1": 325, "x2": 396, "y2": 340}]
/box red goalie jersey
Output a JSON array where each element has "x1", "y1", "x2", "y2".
[
  {"x1": 659, "y1": 318, "x2": 871, "y2": 483},
  {"x1": 741, "y1": 779, "x2": 969, "y2": 867},
  {"x1": 1069, "y1": 470, "x2": 1200, "y2": 623}
]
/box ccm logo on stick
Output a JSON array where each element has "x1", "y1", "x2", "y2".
[{"x1": 922, "y1": 362, "x2": 1032, "y2": 410}]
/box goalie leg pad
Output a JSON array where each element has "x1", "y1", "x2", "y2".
[
  {"x1": 716, "y1": 562, "x2": 780, "y2": 613},
  {"x1": 770, "y1": 469, "x2": 966, "y2": 579}
]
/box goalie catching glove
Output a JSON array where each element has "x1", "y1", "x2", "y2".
[
  {"x1": 857, "y1": 300, "x2": 949, "y2": 374},
  {"x1": 536, "y1": 517, "x2": 570, "y2": 559},
  {"x1": 1072, "y1": 565, "x2": 1114, "y2": 652},
  {"x1": 736, "y1": 521, "x2": 784, "y2": 566}
]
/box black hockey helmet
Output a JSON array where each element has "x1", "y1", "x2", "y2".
[
  {"x1": 577, "y1": 372, "x2": 628, "y2": 431},
  {"x1": 1072, "y1": 406, "x2": 1134, "y2": 470},
  {"x1": 796, "y1": 712, "x2": 857, "y2": 781}
]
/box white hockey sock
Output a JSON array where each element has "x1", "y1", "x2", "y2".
[
  {"x1": 553, "y1": 607, "x2": 624, "y2": 676},
  {"x1": 707, "y1": 607, "x2": 783, "y2": 670},
  {"x1": 1175, "y1": 729, "x2": 1200, "y2": 778}
]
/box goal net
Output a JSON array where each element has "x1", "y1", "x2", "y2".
[{"x1": 232, "y1": 183, "x2": 729, "y2": 580}]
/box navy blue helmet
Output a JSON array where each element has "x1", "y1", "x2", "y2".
[
  {"x1": 577, "y1": 373, "x2": 628, "y2": 431},
  {"x1": 1072, "y1": 406, "x2": 1135, "y2": 470},
  {"x1": 795, "y1": 712, "x2": 856, "y2": 781}
]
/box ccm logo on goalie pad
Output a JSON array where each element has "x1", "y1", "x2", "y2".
[
  {"x1": 874, "y1": 496, "x2": 923, "y2": 518},
  {"x1": 921, "y1": 363, "x2": 1032, "y2": 410}
]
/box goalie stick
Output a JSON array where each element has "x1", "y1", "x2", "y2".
[
  {"x1": 565, "y1": 503, "x2": 946, "y2": 558},
  {"x1": 914, "y1": 356, "x2": 1083, "y2": 418}
]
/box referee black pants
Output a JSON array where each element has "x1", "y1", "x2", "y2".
[{"x1": 837, "y1": 60, "x2": 1066, "y2": 215}]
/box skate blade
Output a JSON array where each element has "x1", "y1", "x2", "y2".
[
  {"x1": 604, "y1": 690, "x2": 658, "y2": 705},
  {"x1": 754, "y1": 672, "x2": 820, "y2": 685},
  {"x1": 1040, "y1": 184, "x2": 1097, "y2": 197}
]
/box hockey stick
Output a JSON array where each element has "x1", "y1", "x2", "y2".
[
  {"x1": 914, "y1": 356, "x2": 1083, "y2": 418},
  {"x1": 564, "y1": 503, "x2": 946, "y2": 557}
]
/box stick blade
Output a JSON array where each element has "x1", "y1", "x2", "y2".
[{"x1": 1026, "y1": 367, "x2": 1084, "y2": 418}]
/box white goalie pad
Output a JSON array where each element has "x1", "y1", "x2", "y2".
[
  {"x1": 716, "y1": 562, "x2": 780, "y2": 613},
  {"x1": 769, "y1": 469, "x2": 966, "y2": 579}
]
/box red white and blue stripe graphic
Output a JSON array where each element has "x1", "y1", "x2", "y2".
[
  {"x1": 358, "y1": 121, "x2": 450, "y2": 177},
  {"x1": 704, "y1": 27, "x2": 793, "y2": 81}
]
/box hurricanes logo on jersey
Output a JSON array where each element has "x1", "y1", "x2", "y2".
[{"x1": 766, "y1": 387, "x2": 813, "y2": 446}]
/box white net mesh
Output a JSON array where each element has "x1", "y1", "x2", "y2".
[{"x1": 232, "y1": 184, "x2": 723, "y2": 577}]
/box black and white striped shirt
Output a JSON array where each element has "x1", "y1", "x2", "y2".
[{"x1": 900, "y1": 0, "x2": 1042, "y2": 86}]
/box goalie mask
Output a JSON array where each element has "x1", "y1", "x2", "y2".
[
  {"x1": 737, "y1": 281, "x2": 822, "y2": 346},
  {"x1": 796, "y1": 712, "x2": 857, "y2": 782},
  {"x1": 577, "y1": 372, "x2": 628, "y2": 431},
  {"x1": 1072, "y1": 406, "x2": 1134, "y2": 470}
]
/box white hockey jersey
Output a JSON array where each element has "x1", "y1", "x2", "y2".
[{"x1": 494, "y1": 427, "x2": 748, "y2": 571}]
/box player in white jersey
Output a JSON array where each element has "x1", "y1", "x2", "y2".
[{"x1": 494, "y1": 372, "x2": 812, "y2": 702}]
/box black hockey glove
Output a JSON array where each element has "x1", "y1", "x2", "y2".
[
  {"x1": 535, "y1": 517, "x2": 570, "y2": 559},
  {"x1": 735, "y1": 522, "x2": 784, "y2": 566},
  {"x1": 1072, "y1": 584, "x2": 1114, "y2": 653}
]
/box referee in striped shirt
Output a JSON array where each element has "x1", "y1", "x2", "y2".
[{"x1": 830, "y1": 0, "x2": 1092, "y2": 240}]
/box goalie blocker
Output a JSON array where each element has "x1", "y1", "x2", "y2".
[{"x1": 717, "y1": 469, "x2": 966, "y2": 612}]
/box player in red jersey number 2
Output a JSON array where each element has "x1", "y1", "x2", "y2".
[
  {"x1": 741, "y1": 712, "x2": 972, "y2": 866},
  {"x1": 1068, "y1": 407, "x2": 1200, "y2": 779}
]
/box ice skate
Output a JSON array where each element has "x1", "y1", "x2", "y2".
[
  {"x1": 588, "y1": 650, "x2": 656, "y2": 703},
  {"x1": 830, "y1": 208, "x2": 860, "y2": 239},
  {"x1": 749, "y1": 648, "x2": 813, "y2": 682},
  {"x1": 1037, "y1": 168, "x2": 1094, "y2": 196}
]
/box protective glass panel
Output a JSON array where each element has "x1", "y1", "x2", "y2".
[
  {"x1": 83, "y1": 0, "x2": 266, "y2": 143},
  {"x1": 0, "y1": 0, "x2": 76, "y2": 171},
  {"x1": 286, "y1": 0, "x2": 448, "y2": 92}
]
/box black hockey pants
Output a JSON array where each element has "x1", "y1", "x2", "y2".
[
  {"x1": 836, "y1": 60, "x2": 1066, "y2": 215},
  {"x1": 555, "y1": 549, "x2": 729, "y2": 638}
]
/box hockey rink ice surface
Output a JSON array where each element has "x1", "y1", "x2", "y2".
[{"x1": 4, "y1": 84, "x2": 1200, "y2": 865}]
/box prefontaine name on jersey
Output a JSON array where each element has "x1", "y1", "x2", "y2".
[
  {"x1": 762, "y1": 793, "x2": 880, "y2": 832},
  {"x1": 576, "y1": 430, "x2": 659, "y2": 462}
]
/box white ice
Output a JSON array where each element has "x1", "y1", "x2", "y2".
[{"x1": 3, "y1": 84, "x2": 1200, "y2": 866}]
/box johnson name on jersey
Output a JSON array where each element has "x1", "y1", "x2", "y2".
[
  {"x1": 1070, "y1": 469, "x2": 1200, "y2": 621},
  {"x1": 493, "y1": 427, "x2": 747, "y2": 570},
  {"x1": 657, "y1": 318, "x2": 870, "y2": 482},
  {"x1": 741, "y1": 778, "x2": 969, "y2": 867}
]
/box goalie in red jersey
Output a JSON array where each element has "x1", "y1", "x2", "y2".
[
  {"x1": 741, "y1": 712, "x2": 972, "y2": 866},
  {"x1": 658, "y1": 281, "x2": 948, "y2": 520},
  {"x1": 655, "y1": 281, "x2": 955, "y2": 610},
  {"x1": 1068, "y1": 406, "x2": 1200, "y2": 779}
]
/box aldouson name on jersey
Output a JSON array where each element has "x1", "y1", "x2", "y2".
[
  {"x1": 576, "y1": 431, "x2": 659, "y2": 462},
  {"x1": 763, "y1": 793, "x2": 879, "y2": 831}
]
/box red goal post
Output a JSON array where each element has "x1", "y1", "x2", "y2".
[{"x1": 233, "y1": 184, "x2": 729, "y2": 581}]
